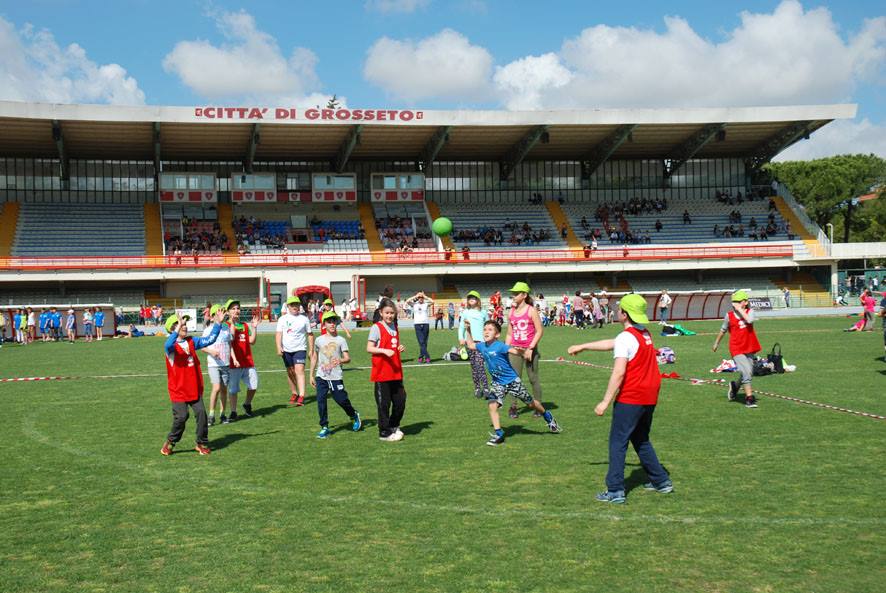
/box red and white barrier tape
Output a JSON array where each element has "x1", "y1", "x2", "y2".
[
  {"x1": 551, "y1": 357, "x2": 886, "y2": 421},
  {"x1": 0, "y1": 376, "x2": 74, "y2": 382}
]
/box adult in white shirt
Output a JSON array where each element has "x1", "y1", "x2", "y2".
[
  {"x1": 658, "y1": 290, "x2": 672, "y2": 325},
  {"x1": 276, "y1": 296, "x2": 314, "y2": 406},
  {"x1": 201, "y1": 303, "x2": 236, "y2": 424},
  {"x1": 406, "y1": 291, "x2": 434, "y2": 363}
]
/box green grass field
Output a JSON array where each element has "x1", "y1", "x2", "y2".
[{"x1": 1, "y1": 316, "x2": 884, "y2": 593}]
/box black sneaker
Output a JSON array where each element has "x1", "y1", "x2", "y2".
[
  {"x1": 745, "y1": 395, "x2": 758, "y2": 408},
  {"x1": 228, "y1": 411, "x2": 239, "y2": 422},
  {"x1": 486, "y1": 432, "x2": 505, "y2": 446},
  {"x1": 208, "y1": 415, "x2": 215, "y2": 427},
  {"x1": 220, "y1": 414, "x2": 229, "y2": 424},
  {"x1": 727, "y1": 381, "x2": 738, "y2": 402},
  {"x1": 242, "y1": 404, "x2": 254, "y2": 418}
]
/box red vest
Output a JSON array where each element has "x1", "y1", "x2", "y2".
[
  {"x1": 165, "y1": 338, "x2": 204, "y2": 402},
  {"x1": 370, "y1": 322, "x2": 403, "y2": 382},
  {"x1": 231, "y1": 323, "x2": 254, "y2": 367},
  {"x1": 727, "y1": 310, "x2": 761, "y2": 356},
  {"x1": 617, "y1": 326, "x2": 661, "y2": 406}
]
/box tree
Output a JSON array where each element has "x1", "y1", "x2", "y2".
[{"x1": 765, "y1": 155, "x2": 886, "y2": 242}]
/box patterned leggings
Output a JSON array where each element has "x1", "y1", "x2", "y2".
[{"x1": 468, "y1": 349, "x2": 489, "y2": 396}]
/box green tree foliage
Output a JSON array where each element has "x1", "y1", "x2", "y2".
[{"x1": 765, "y1": 155, "x2": 886, "y2": 242}]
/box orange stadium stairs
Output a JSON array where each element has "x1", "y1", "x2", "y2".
[
  {"x1": 216, "y1": 203, "x2": 237, "y2": 254},
  {"x1": 771, "y1": 195, "x2": 828, "y2": 257},
  {"x1": 770, "y1": 272, "x2": 831, "y2": 307},
  {"x1": 544, "y1": 201, "x2": 583, "y2": 251},
  {"x1": 358, "y1": 202, "x2": 387, "y2": 262},
  {"x1": 0, "y1": 202, "x2": 20, "y2": 256}
]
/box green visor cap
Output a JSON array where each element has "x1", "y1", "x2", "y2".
[
  {"x1": 509, "y1": 281, "x2": 531, "y2": 294},
  {"x1": 619, "y1": 293, "x2": 649, "y2": 325},
  {"x1": 224, "y1": 299, "x2": 240, "y2": 310},
  {"x1": 466, "y1": 290, "x2": 481, "y2": 300},
  {"x1": 323, "y1": 298, "x2": 334, "y2": 306},
  {"x1": 321, "y1": 311, "x2": 340, "y2": 323},
  {"x1": 209, "y1": 304, "x2": 225, "y2": 316},
  {"x1": 731, "y1": 290, "x2": 750, "y2": 302},
  {"x1": 165, "y1": 314, "x2": 189, "y2": 333},
  {"x1": 286, "y1": 296, "x2": 302, "y2": 306}
]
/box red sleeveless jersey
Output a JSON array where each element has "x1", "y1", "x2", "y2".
[
  {"x1": 617, "y1": 326, "x2": 661, "y2": 406},
  {"x1": 727, "y1": 310, "x2": 761, "y2": 356},
  {"x1": 231, "y1": 323, "x2": 254, "y2": 368},
  {"x1": 165, "y1": 337, "x2": 204, "y2": 402},
  {"x1": 370, "y1": 322, "x2": 403, "y2": 382}
]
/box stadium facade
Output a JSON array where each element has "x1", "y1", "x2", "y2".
[{"x1": 0, "y1": 100, "x2": 858, "y2": 319}]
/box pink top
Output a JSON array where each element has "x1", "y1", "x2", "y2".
[
  {"x1": 863, "y1": 295, "x2": 875, "y2": 313},
  {"x1": 509, "y1": 305, "x2": 536, "y2": 348}
]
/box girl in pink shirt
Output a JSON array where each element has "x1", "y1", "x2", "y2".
[{"x1": 506, "y1": 282, "x2": 545, "y2": 419}]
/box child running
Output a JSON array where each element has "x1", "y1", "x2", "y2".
[
  {"x1": 320, "y1": 298, "x2": 352, "y2": 339},
  {"x1": 276, "y1": 296, "x2": 314, "y2": 407},
  {"x1": 366, "y1": 298, "x2": 407, "y2": 442},
  {"x1": 310, "y1": 311, "x2": 361, "y2": 439},
  {"x1": 567, "y1": 293, "x2": 672, "y2": 503},
  {"x1": 458, "y1": 290, "x2": 489, "y2": 398},
  {"x1": 463, "y1": 318, "x2": 561, "y2": 446},
  {"x1": 712, "y1": 290, "x2": 761, "y2": 408},
  {"x1": 160, "y1": 310, "x2": 223, "y2": 456},
  {"x1": 505, "y1": 282, "x2": 545, "y2": 419}
]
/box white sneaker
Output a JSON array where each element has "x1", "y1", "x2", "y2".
[
  {"x1": 379, "y1": 432, "x2": 403, "y2": 442},
  {"x1": 393, "y1": 427, "x2": 404, "y2": 438}
]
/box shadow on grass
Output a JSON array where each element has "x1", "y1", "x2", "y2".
[
  {"x1": 210, "y1": 429, "x2": 281, "y2": 451},
  {"x1": 250, "y1": 404, "x2": 288, "y2": 418},
  {"x1": 501, "y1": 424, "x2": 550, "y2": 437},
  {"x1": 401, "y1": 421, "x2": 434, "y2": 435},
  {"x1": 510, "y1": 401, "x2": 559, "y2": 417}
]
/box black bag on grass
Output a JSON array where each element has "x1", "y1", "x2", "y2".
[
  {"x1": 752, "y1": 357, "x2": 774, "y2": 376},
  {"x1": 768, "y1": 343, "x2": 785, "y2": 374}
]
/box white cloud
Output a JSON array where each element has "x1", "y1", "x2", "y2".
[
  {"x1": 501, "y1": 1, "x2": 886, "y2": 110},
  {"x1": 365, "y1": 0, "x2": 430, "y2": 14},
  {"x1": 775, "y1": 118, "x2": 886, "y2": 160},
  {"x1": 364, "y1": 29, "x2": 493, "y2": 102},
  {"x1": 0, "y1": 17, "x2": 145, "y2": 105},
  {"x1": 163, "y1": 9, "x2": 329, "y2": 104},
  {"x1": 493, "y1": 53, "x2": 573, "y2": 110}
]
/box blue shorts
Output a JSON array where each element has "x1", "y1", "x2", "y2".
[{"x1": 282, "y1": 350, "x2": 307, "y2": 367}]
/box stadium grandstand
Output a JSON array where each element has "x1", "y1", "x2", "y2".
[{"x1": 0, "y1": 100, "x2": 874, "y2": 319}]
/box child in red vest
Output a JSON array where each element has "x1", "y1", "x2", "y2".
[
  {"x1": 161, "y1": 311, "x2": 222, "y2": 456},
  {"x1": 366, "y1": 298, "x2": 407, "y2": 442},
  {"x1": 567, "y1": 293, "x2": 672, "y2": 504},
  {"x1": 712, "y1": 290, "x2": 761, "y2": 408}
]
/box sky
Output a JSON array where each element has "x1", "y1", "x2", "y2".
[{"x1": 0, "y1": 0, "x2": 883, "y2": 160}]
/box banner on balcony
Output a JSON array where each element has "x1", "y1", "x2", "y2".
[
  {"x1": 160, "y1": 190, "x2": 217, "y2": 203},
  {"x1": 232, "y1": 190, "x2": 276, "y2": 202},
  {"x1": 371, "y1": 190, "x2": 424, "y2": 202},
  {"x1": 312, "y1": 190, "x2": 356, "y2": 202}
]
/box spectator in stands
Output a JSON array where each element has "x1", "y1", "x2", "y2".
[
  {"x1": 682, "y1": 210, "x2": 691, "y2": 224},
  {"x1": 655, "y1": 219, "x2": 663, "y2": 232},
  {"x1": 462, "y1": 246, "x2": 471, "y2": 260}
]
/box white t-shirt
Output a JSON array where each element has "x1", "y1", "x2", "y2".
[
  {"x1": 202, "y1": 323, "x2": 232, "y2": 367},
  {"x1": 658, "y1": 294, "x2": 672, "y2": 309},
  {"x1": 412, "y1": 301, "x2": 430, "y2": 324},
  {"x1": 276, "y1": 313, "x2": 312, "y2": 352},
  {"x1": 613, "y1": 330, "x2": 640, "y2": 361}
]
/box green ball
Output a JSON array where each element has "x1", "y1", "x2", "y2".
[{"x1": 432, "y1": 217, "x2": 453, "y2": 237}]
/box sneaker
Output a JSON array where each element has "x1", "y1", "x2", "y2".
[
  {"x1": 391, "y1": 427, "x2": 404, "y2": 438},
  {"x1": 595, "y1": 490, "x2": 626, "y2": 504},
  {"x1": 727, "y1": 381, "x2": 738, "y2": 402},
  {"x1": 228, "y1": 411, "x2": 239, "y2": 422},
  {"x1": 317, "y1": 426, "x2": 331, "y2": 439},
  {"x1": 643, "y1": 480, "x2": 674, "y2": 494},
  {"x1": 195, "y1": 443, "x2": 211, "y2": 455},
  {"x1": 220, "y1": 414, "x2": 229, "y2": 424},
  {"x1": 351, "y1": 411, "x2": 362, "y2": 432},
  {"x1": 745, "y1": 395, "x2": 758, "y2": 408},
  {"x1": 548, "y1": 418, "x2": 562, "y2": 433},
  {"x1": 486, "y1": 432, "x2": 505, "y2": 446},
  {"x1": 208, "y1": 415, "x2": 215, "y2": 427},
  {"x1": 296, "y1": 396, "x2": 305, "y2": 407},
  {"x1": 379, "y1": 431, "x2": 403, "y2": 442},
  {"x1": 288, "y1": 394, "x2": 298, "y2": 405},
  {"x1": 508, "y1": 403, "x2": 519, "y2": 419},
  {"x1": 242, "y1": 403, "x2": 254, "y2": 417},
  {"x1": 160, "y1": 440, "x2": 174, "y2": 456}
]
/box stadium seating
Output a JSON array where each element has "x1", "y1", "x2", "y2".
[
  {"x1": 12, "y1": 202, "x2": 145, "y2": 256},
  {"x1": 373, "y1": 202, "x2": 436, "y2": 251},
  {"x1": 1, "y1": 287, "x2": 145, "y2": 307},
  {"x1": 435, "y1": 203, "x2": 567, "y2": 250}
]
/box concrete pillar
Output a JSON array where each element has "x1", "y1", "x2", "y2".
[{"x1": 830, "y1": 262, "x2": 838, "y2": 301}]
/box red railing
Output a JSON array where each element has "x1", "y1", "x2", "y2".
[{"x1": 0, "y1": 244, "x2": 795, "y2": 271}]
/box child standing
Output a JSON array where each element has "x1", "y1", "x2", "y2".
[
  {"x1": 160, "y1": 311, "x2": 222, "y2": 456},
  {"x1": 463, "y1": 319, "x2": 561, "y2": 446},
  {"x1": 276, "y1": 296, "x2": 314, "y2": 406},
  {"x1": 567, "y1": 293, "x2": 672, "y2": 503},
  {"x1": 94, "y1": 307, "x2": 105, "y2": 341},
  {"x1": 310, "y1": 311, "x2": 361, "y2": 439},
  {"x1": 227, "y1": 299, "x2": 260, "y2": 419},
  {"x1": 712, "y1": 290, "x2": 761, "y2": 408},
  {"x1": 201, "y1": 303, "x2": 235, "y2": 425},
  {"x1": 65, "y1": 308, "x2": 76, "y2": 343},
  {"x1": 458, "y1": 290, "x2": 489, "y2": 399},
  {"x1": 82, "y1": 308, "x2": 94, "y2": 342},
  {"x1": 366, "y1": 298, "x2": 407, "y2": 442}
]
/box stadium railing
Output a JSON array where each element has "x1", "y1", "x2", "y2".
[{"x1": 0, "y1": 243, "x2": 795, "y2": 270}]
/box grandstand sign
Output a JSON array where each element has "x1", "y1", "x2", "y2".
[
  {"x1": 748, "y1": 297, "x2": 773, "y2": 310},
  {"x1": 232, "y1": 190, "x2": 276, "y2": 202},
  {"x1": 194, "y1": 107, "x2": 424, "y2": 123},
  {"x1": 372, "y1": 190, "x2": 425, "y2": 202},
  {"x1": 312, "y1": 190, "x2": 356, "y2": 202},
  {"x1": 159, "y1": 190, "x2": 217, "y2": 203}
]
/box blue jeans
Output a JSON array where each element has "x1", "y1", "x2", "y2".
[
  {"x1": 316, "y1": 379, "x2": 356, "y2": 427},
  {"x1": 605, "y1": 402, "x2": 669, "y2": 493},
  {"x1": 414, "y1": 323, "x2": 430, "y2": 359},
  {"x1": 659, "y1": 308, "x2": 669, "y2": 324}
]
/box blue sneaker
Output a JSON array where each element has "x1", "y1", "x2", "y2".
[
  {"x1": 316, "y1": 426, "x2": 331, "y2": 439},
  {"x1": 595, "y1": 490, "x2": 626, "y2": 504},
  {"x1": 351, "y1": 411, "x2": 362, "y2": 432},
  {"x1": 643, "y1": 480, "x2": 674, "y2": 494}
]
